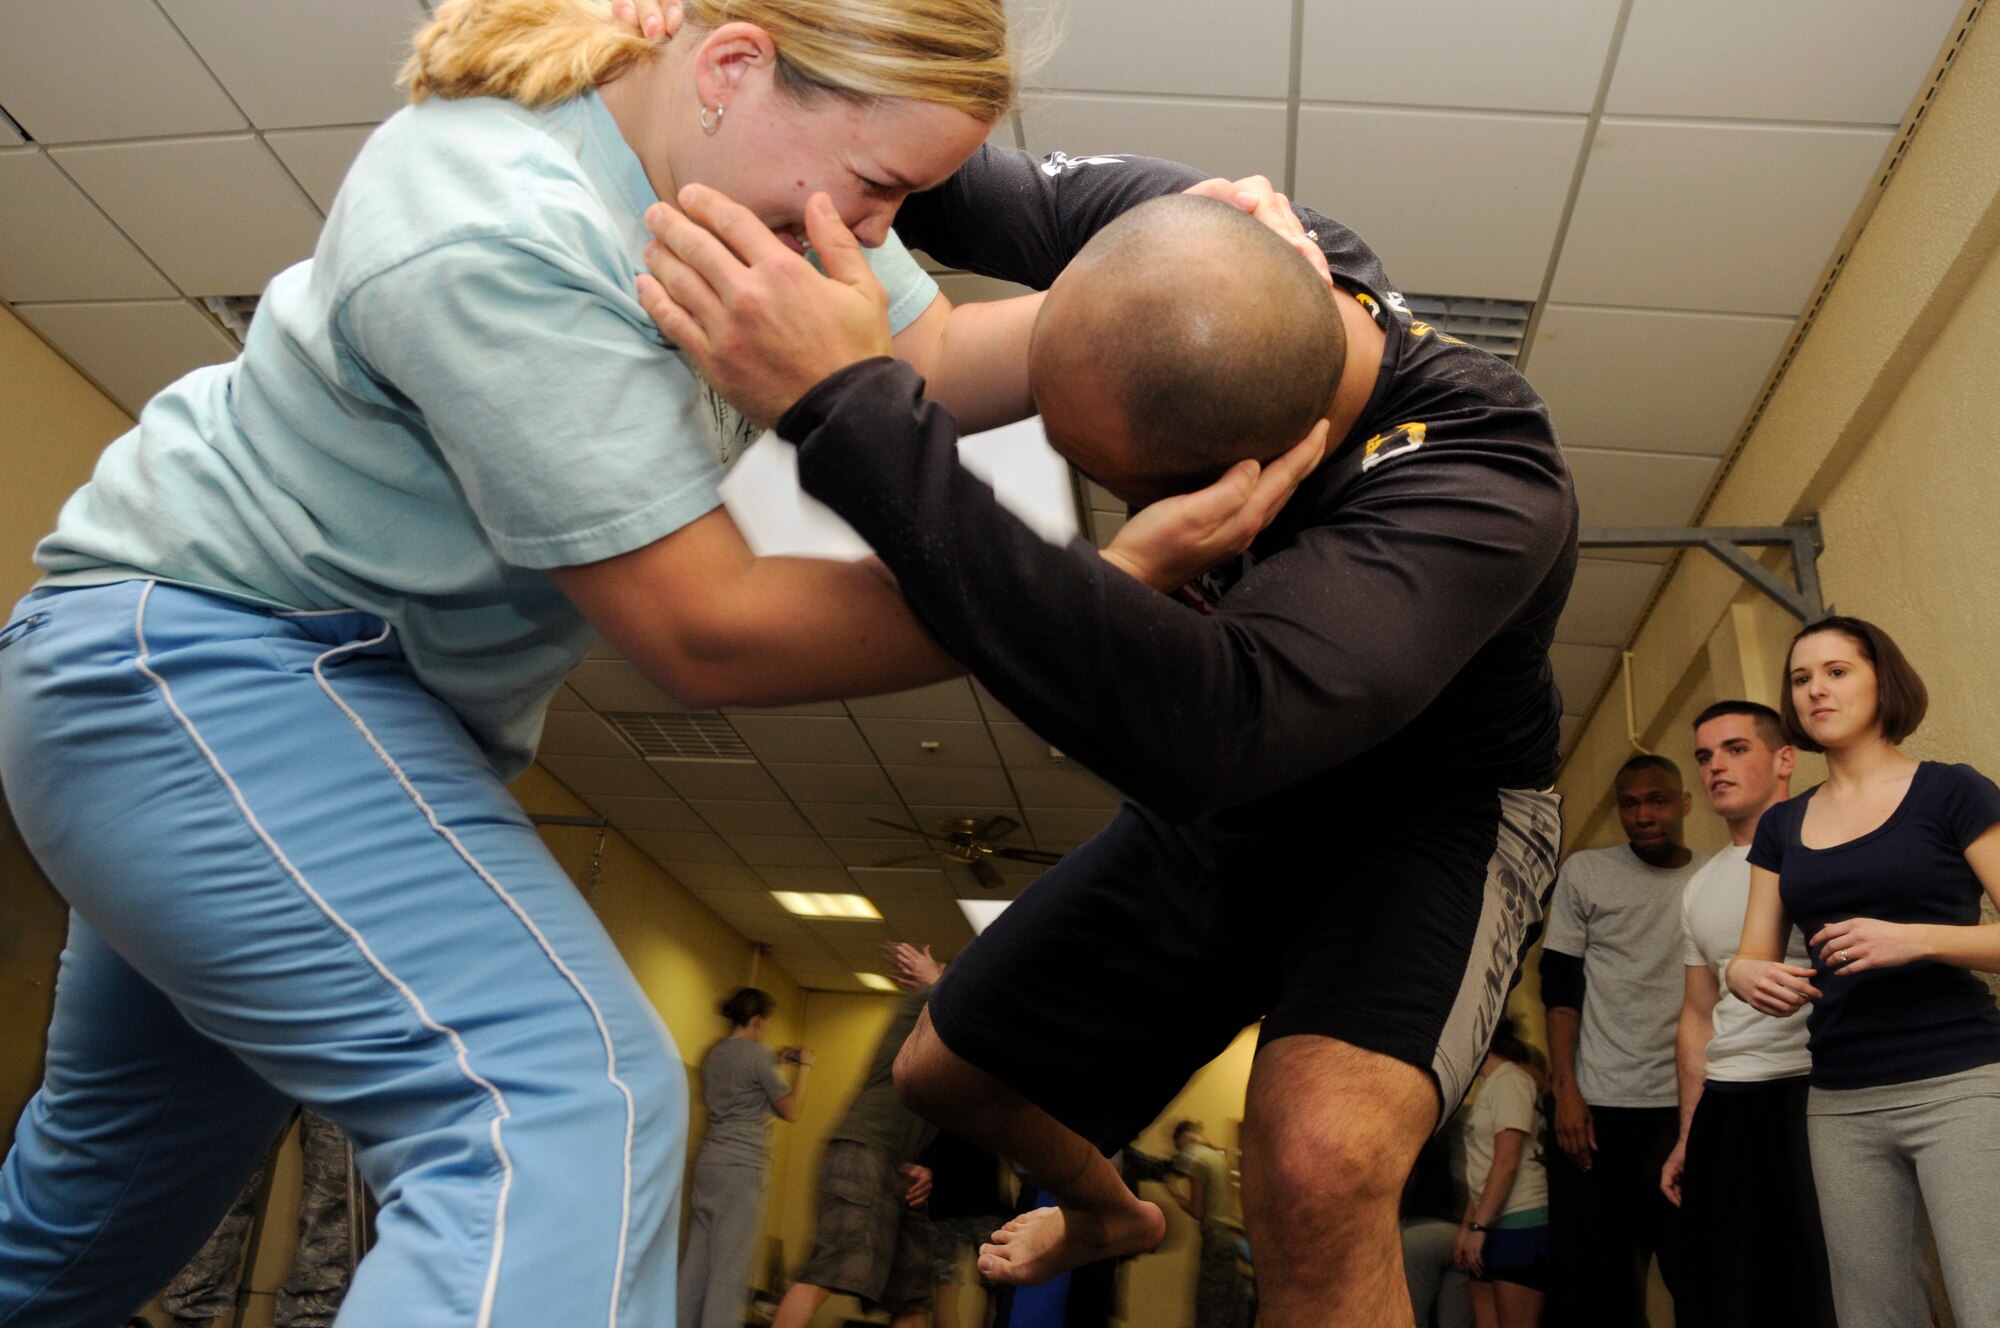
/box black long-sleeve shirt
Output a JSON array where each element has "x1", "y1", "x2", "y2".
[{"x1": 778, "y1": 147, "x2": 1578, "y2": 824}]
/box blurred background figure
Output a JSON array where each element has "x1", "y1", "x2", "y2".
[{"x1": 1455, "y1": 1021, "x2": 1550, "y2": 1328}]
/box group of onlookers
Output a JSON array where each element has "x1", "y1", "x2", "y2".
[{"x1": 1409, "y1": 613, "x2": 2000, "y2": 1328}]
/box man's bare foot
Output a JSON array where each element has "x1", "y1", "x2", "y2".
[{"x1": 977, "y1": 1197, "x2": 1167, "y2": 1286}]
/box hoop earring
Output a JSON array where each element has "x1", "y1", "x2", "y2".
[{"x1": 700, "y1": 102, "x2": 724, "y2": 135}]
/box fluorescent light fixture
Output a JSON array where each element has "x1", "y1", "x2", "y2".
[
  {"x1": 957, "y1": 898, "x2": 1011, "y2": 934},
  {"x1": 856, "y1": 973, "x2": 900, "y2": 992},
  {"x1": 772, "y1": 891, "x2": 883, "y2": 921}
]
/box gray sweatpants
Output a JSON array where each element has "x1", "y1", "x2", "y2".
[
  {"x1": 678, "y1": 1157, "x2": 768, "y2": 1328},
  {"x1": 1808, "y1": 1064, "x2": 2000, "y2": 1328}
]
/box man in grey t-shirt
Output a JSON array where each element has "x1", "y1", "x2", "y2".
[{"x1": 1539, "y1": 754, "x2": 1703, "y2": 1328}]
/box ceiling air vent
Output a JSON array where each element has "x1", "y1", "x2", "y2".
[
  {"x1": 603, "y1": 711, "x2": 754, "y2": 761},
  {"x1": 1403, "y1": 294, "x2": 1533, "y2": 364}
]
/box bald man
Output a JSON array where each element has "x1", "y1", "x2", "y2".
[{"x1": 641, "y1": 147, "x2": 1577, "y2": 1328}]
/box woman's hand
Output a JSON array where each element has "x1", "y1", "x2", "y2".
[
  {"x1": 638, "y1": 188, "x2": 893, "y2": 427},
  {"x1": 1726, "y1": 956, "x2": 1821, "y2": 1017},
  {"x1": 1453, "y1": 1225, "x2": 1485, "y2": 1276},
  {"x1": 609, "y1": 0, "x2": 681, "y2": 40},
  {"x1": 885, "y1": 941, "x2": 944, "y2": 988},
  {"x1": 902, "y1": 1164, "x2": 933, "y2": 1208},
  {"x1": 1101, "y1": 421, "x2": 1329, "y2": 592},
  {"x1": 1182, "y1": 174, "x2": 1331, "y2": 288},
  {"x1": 1811, "y1": 917, "x2": 1929, "y2": 975}
]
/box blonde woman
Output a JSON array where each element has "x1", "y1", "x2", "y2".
[{"x1": 0, "y1": 2, "x2": 1145, "y2": 1324}]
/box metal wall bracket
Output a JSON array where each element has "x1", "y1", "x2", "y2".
[{"x1": 1579, "y1": 518, "x2": 1826, "y2": 623}]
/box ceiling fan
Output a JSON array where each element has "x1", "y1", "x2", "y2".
[{"x1": 869, "y1": 815, "x2": 1063, "y2": 890}]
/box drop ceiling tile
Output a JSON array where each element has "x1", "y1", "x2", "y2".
[
  {"x1": 1566, "y1": 446, "x2": 1718, "y2": 531},
  {"x1": 0, "y1": 113, "x2": 20, "y2": 146},
  {"x1": 538, "y1": 754, "x2": 672, "y2": 799},
  {"x1": 729, "y1": 836, "x2": 841, "y2": 869},
  {"x1": 1526, "y1": 306, "x2": 1792, "y2": 456},
  {"x1": 797, "y1": 803, "x2": 918, "y2": 840},
  {"x1": 1550, "y1": 121, "x2": 1894, "y2": 316},
  {"x1": 1560, "y1": 714, "x2": 1585, "y2": 751},
  {"x1": 12, "y1": 300, "x2": 234, "y2": 417},
  {"x1": 563, "y1": 658, "x2": 692, "y2": 712},
  {"x1": 0, "y1": 152, "x2": 175, "y2": 302},
  {"x1": 711, "y1": 911, "x2": 814, "y2": 948},
  {"x1": 825, "y1": 838, "x2": 932, "y2": 869},
  {"x1": 755, "y1": 867, "x2": 862, "y2": 893},
  {"x1": 1006, "y1": 766, "x2": 1124, "y2": 809},
  {"x1": 719, "y1": 700, "x2": 850, "y2": 717},
  {"x1": 1548, "y1": 643, "x2": 1621, "y2": 715},
  {"x1": 583, "y1": 794, "x2": 705, "y2": 833},
  {"x1": 1089, "y1": 511, "x2": 1127, "y2": 547},
  {"x1": 858, "y1": 719, "x2": 1001, "y2": 768},
  {"x1": 160, "y1": 0, "x2": 421, "y2": 130},
  {"x1": 1294, "y1": 108, "x2": 1587, "y2": 301},
  {"x1": 1082, "y1": 481, "x2": 1123, "y2": 515},
  {"x1": 670, "y1": 863, "x2": 768, "y2": 893},
  {"x1": 0, "y1": 0, "x2": 245, "y2": 143},
  {"x1": 689, "y1": 800, "x2": 814, "y2": 838},
  {"x1": 549, "y1": 685, "x2": 588, "y2": 712},
  {"x1": 1608, "y1": 0, "x2": 1964, "y2": 124},
  {"x1": 625, "y1": 829, "x2": 741, "y2": 865},
  {"x1": 905, "y1": 806, "x2": 1025, "y2": 834},
  {"x1": 651, "y1": 760, "x2": 785, "y2": 802},
  {"x1": 989, "y1": 722, "x2": 1071, "y2": 769},
  {"x1": 1022, "y1": 0, "x2": 1292, "y2": 98},
  {"x1": 1556, "y1": 558, "x2": 1666, "y2": 647},
  {"x1": 263, "y1": 126, "x2": 377, "y2": 212},
  {"x1": 847, "y1": 680, "x2": 983, "y2": 720},
  {"x1": 536, "y1": 709, "x2": 636, "y2": 759},
  {"x1": 883, "y1": 766, "x2": 1015, "y2": 808},
  {"x1": 1022, "y1": 807, "x2": 1117, "y2": 850},
  {"x1": 1019, "y1": 97, "x2": 1288, "y2": 184},
  {"x1": 50, "y1": 137, "x2": 324, "y2": 297},
  {"x1": 768, "y1": 762, "x2": 901, "y2": 805},
  {"x1": 1301, "y1": 0, "x2": 1621, "y2": 113},
  {"x1": 727, "y1": 715, "x2": 875, "y2": 765}
]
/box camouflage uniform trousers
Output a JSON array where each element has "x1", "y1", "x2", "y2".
[
  {"x1": 1194, "y1": 1226, "x2": 1254, "y2": 1328},
  {"x1": 160, "y1": 1110, "x2": 354, "y2": 1328}
]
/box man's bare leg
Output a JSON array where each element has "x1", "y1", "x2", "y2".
[
  {"x1": 894, "y1": 1009, "x2": 1166, "y2": 1285},
  {"x1": 770, "y1": 1281, "x2": 831, "y2": 1328},
  {"x1": 1241, "y1": 1035, "x2": 1437, "y2": 1328}
]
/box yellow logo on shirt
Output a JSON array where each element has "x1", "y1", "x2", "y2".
[{"x1": 1362, "y1": 422, "x2": 1428, "y2": 472}]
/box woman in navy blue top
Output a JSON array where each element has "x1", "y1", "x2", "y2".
[{"x1": 1728, "y1": 615, "x2": 2000, "y2": 1327}]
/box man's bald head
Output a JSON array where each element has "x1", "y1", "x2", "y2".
[{"x1": 1029, "y1": 194, "x2": 1345, "y2": 500}]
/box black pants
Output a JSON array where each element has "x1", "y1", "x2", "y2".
[
  {"x1": 1545, "y1": 1105, "x2": 1681, "y2": 1328},
  {"x1": 1678, "y1": 1077, "x2": 1836, "y2": 1328}
]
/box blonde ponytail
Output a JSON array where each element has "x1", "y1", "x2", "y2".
[{"x1": 402, "y1": 0, "x2": 656, "y2": 109}]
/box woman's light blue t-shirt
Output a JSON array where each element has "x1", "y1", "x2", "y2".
[{"x1": 36, "y1": 90, "x2": 938, "y2": 777}]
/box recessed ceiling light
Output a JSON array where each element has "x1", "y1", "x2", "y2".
[
  {"x1": 772, "y1": 891, "x2": 883, "y2": 920},
  {"x1": 958, "y1": 899, "x2": 1011, "y2": 934},
  {"x1": 856, "y1": 973, "x2": 900, "y2": 992}
]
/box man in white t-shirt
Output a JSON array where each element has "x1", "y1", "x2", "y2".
[
  {"x1": 1659, "y1": 701, "x2": 1835, "y2": 1327},
  {"x1": 1539, "y1": 754, "x2": 1704, "y2": 1328}
]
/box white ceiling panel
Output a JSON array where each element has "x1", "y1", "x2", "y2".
[
  {"x1": 797, "y1": 803, "x2": 916, "y2": 840},
  {"x1": 858, "y1": 719, "x2": 1001, "y2": 769},
  {"x1": 1565, "y1": 446, "x2": 1719, "y2": 530},
  {"x1": 1560, "y1": 714, "x2": 1584, "y2": 751},
  {"x1": 847, "y1": 866, "x2": 953, "y2": 899},
  {"x1": 728, "y1": 836, "x2": 842, "y2": 869},
  {"x1": 583, "y1": 794, "x2": 705, "y2": 833},
  {"x1": 1550, "y1": 121, "x2": 1894, "y2": 315},
  {"x1": 548, "y1": 685, "x2": 588, "y2": 711},
  {"x1": 0, "y1": 0, "x2": 245, "y2": 143},
  {"x1": 0, "y1": 152, "x2": 174, "y2": 302},
  {"x1": 767, "y1": 762, "x2": 901, "y2": 805},
  {"x1": 651, "y1": 760, "x2": 785, "y2": 802},
  {"x1": 1525, "y1": 306, "x2": 1793, "y2": 456},
  {"x1": 1294, "y1": 108, "x2": 1587, "y2": 300},
  {"x1": 1008, "y1": 766, "x2": 1124, "y2": 809},
  {"x1": 536, "y1": 709, "x2": 635, "y2": 759},
  {"x1": 537, "y1": 753, "x2": 672, "y2": 799},
  {"x1": 564, "y1": 659, "x2": 691, "y2": 712},
  {"x1": 726, "y1": 715, "x2": 874, "y2": 766},
  {"x1": 1608, "y1": 0, "x2": 1964, "y2": 124},
  {"x1": 1019, "y1": 0, "x2": 1292, "y2": 98},
  {"x1": 883, "y1": 765, "x2": 1015, "y2": 808},
  {"x1": 719, "y1": 700, "x2": 850, "y2": 717},
  {"x1": 625, "y1": 829, "x2": 741, "y2": 865},
  {"x1": 1301, "y1": 0, "x2": 1621, "y2": 113},
  {"x1": 755, "y1": 867, "x2": 863, "y2": 894},
  {"x1": 905, "y1": 805, "x2": 1024, "y2": 832},
  {"x1": 824, "y1": 838, "x2": 927, "y2": 868},
  {"x1": 0, "y1": 113, "x2": 20, "y2": 146},
  {"x1": 264, "y1": 126, "x2": 377, "y2": 213},
  {"x1": 13, "y1": 299, "x2": 235, "y2": 417},
  {"x1": 1548, "y1": 642, "x2": 1621, "y2": 714},
  {"x1": 669, "y1": 863, "x2": 768, "y2": 893},
  {"x1": 50, "y1": 137, "x2": 325, "y2": 297},
  {"x1": 1022, "y1": 806, "x2": 1117, "y2": 849},
  {"x1": 847, "y1": 681, "x2": 983, "y2": 721},
  {"x1": 1019, "y1": 97, "x2": 1288, "y2": 183},
  {"x1": 1556, "y1": 558, "x2": 1666, "y2": 646},
  {"x1": 989, "y1": 723, "x2": 1069, "y2": 769},
  {"x1": 687, "y1": 800, "x2": 814, "y2": 838},
  {"x1": 159, "y1": 0, "x2": 421, "y2": 130}
]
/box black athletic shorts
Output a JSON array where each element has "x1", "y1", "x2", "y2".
[{"x1": 927, "y1": 787, "x2": 1561, "y2": 1151}]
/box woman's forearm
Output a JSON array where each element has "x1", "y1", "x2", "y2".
[
  {"x1": 1912, "y1": 921, "x2": 2000, "y2": 973},
  {"x1": 1472, "y1": 1158, "x2": 1520, "y2": 1226}
]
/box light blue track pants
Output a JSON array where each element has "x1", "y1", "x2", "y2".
[{"x1": 0, "y1": 581, "x2": 686, "y2": 1327}]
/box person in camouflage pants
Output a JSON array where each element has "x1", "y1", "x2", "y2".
[{"x1": 160, "y1": 1111, "x2": 355, "y2": 1328}]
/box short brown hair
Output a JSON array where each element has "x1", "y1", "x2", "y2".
[{"x1": 1779, "y1": 615, "x2": 1929, "y2": 752}]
